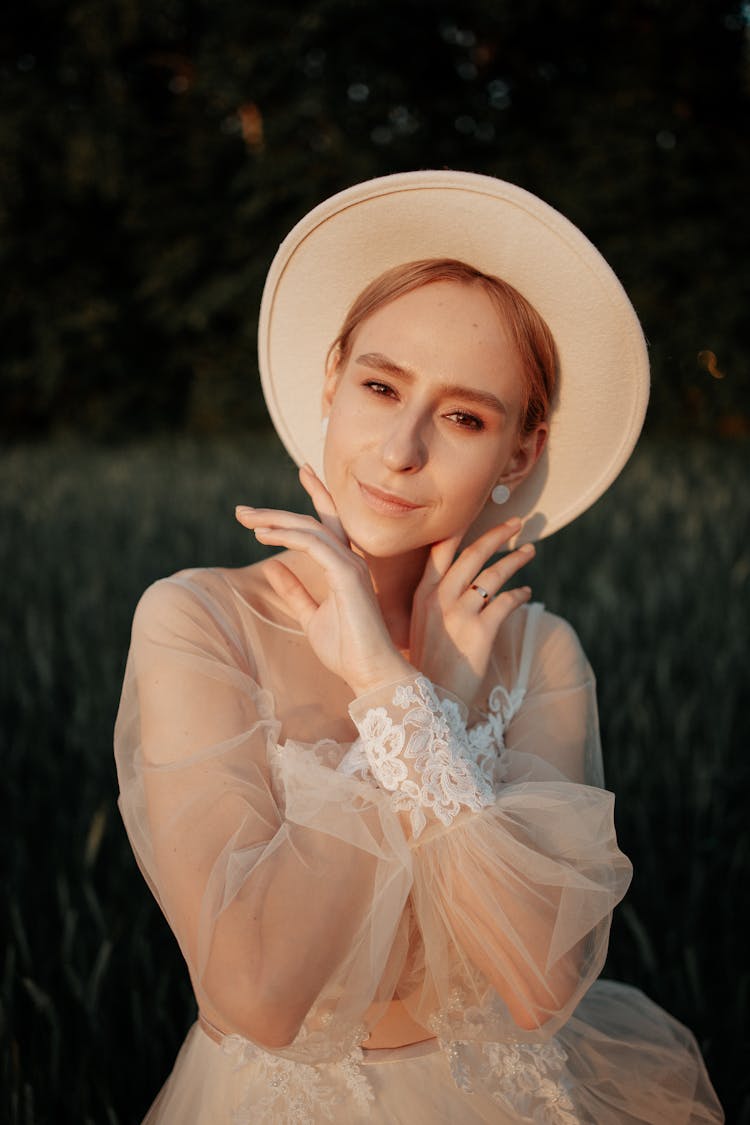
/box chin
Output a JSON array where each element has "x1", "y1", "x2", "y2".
[
  {"x1": 342, "y1": 517, "x2": 430, "y2": 559},
  {"x1": 348, "y1": 517, "x2": 468, "y2": 560},
  {"x1": 347, "y1": 532, "x2": 422, "y2": 560}
]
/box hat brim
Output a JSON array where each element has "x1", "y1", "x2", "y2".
[{"x1": 258, "y1": 171, "x2": 649, "y2": 545}]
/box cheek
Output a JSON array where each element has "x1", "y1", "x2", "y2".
[
  {"x1": 444, "y1": 479, "x2": 493, "y2": 532},
  {"x1": 323, "y1": 401, "x2": 344, "y2": 445},
  {"x1": 322, "y1": 427, "x2": 338, "y2": 488},
  {"x1": 415, "y1": 458, "x2": 495, "y2": 544},
  {"x1": 322, "y1": 409, "x2": 357, "y2": 489},
  {"x1": 324, "y1": 386, "x2": 375, "y2": 466},
  {"x1": 443, "y1": 448, "x2": 500, "y2": 507}
]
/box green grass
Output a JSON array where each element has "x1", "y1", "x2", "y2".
[{"x1": 1, "y1": 434, "x2": 747, "y2": 1124}]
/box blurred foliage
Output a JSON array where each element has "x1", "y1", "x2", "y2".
[{"x1": 0, "y1": 0, "x2": 749, "y2": 440}]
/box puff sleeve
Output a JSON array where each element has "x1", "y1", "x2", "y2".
[
  {"x1": 114, "y1": 573, "x2": 413, "y2": 1061},
  {"x1": 339, "y1": 607, "x2": 633, "y2": 1044}
]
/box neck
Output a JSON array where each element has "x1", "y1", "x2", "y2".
[{"x1": 355, "y1": 545, "x2": 430, "y2": 652}]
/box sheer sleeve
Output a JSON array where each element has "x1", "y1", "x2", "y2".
[
  {"x1": 340, "y1": 608, "x2": 632, "y2": 1046},
  {"x1": 113, "y1": 572, "x2": 413, "y2": 1061}
]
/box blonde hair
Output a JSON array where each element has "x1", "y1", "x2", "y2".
[{"x1": 328, "y1": 259, "x2": 557, "y2": 438}]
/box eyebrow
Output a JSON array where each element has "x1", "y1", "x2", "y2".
[{"x1": 355, "y1": 352, "x2": 508, "y2": 416}]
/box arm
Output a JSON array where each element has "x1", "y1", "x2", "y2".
[
  {"x1": 341, "y1": 614, "x2": 632, "y2": 1036},
  {"x1": 115, "y1": 573, "x2": 412, "y2": 1051}
]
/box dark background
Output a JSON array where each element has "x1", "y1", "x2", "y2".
[{"x1": 1, "y1": 0, "x2": 748, "y2": 443}]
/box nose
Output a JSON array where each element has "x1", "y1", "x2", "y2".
[{"x1": 380, "y1": 409, "x2": 429, "y2": 473}]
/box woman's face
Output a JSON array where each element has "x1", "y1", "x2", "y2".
[{"x1": 322, "y1": 280, "x2": 545, "y2": 558}]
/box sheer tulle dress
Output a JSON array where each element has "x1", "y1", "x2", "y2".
[{"x1": 114, "y1": 564, "x2": 723, "y2": 1124}]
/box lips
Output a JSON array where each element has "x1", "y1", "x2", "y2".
[{"x1": 357, "y1": 481, "x2": 424, "y2": 515}]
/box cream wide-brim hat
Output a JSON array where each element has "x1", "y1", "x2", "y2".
[{"x1": 258, "y1": 170, "x2": 649, "y2": 545}]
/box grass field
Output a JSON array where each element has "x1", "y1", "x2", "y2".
[{"x1": 1, "y1": 434, "x2": 748, "y2": 1124}]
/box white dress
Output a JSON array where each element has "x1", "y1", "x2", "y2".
[{"x1": 114, "y1": 564, "x2": 723, "y2": 1124}]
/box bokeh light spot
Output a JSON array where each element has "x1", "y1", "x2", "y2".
[{"x1": 697, "y1": 350, "x2": 726, "y2": 379}]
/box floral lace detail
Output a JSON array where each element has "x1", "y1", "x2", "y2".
[
  {"x1": 219, "y1": 1028, "x2": 373, "y2": 1124},
  {"x1": 485, "y1": 681, "x2": 527, "y2": 742},
  {"x1": 476, "y1": 1041, "x2": 579, "y2": 1124},
  {"x1": 463, "y1": 681, "x2": 525, "y2": 784},
  {"x1": 348, "y1": 676, "x2": 515, "y2": 839},
  {"x1": 428, "y1": 994, "x2": 580, "y2": 1124},
  {"x1": 430, "y1": 1031, "x2": 579, "y2": 1124}
]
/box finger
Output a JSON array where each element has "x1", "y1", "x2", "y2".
[
  {"x1": 411, "y1": 539, "x2": 457, "y2": 654},
  {"x1": 236, "y1": 504, "x2": 341, "y2": 543},
  {"x1": 263, "y1": 558, "x2": 320, "y2": 631},
  {"x1": 236, "y1": 504, "x2": 313, "y2": 528},
  {"x1": 252, "y1": 524, "x2": 362, "y2": 583},
  {"x1": 418, "y1": 535, "x2": 462, "y2": 593},
  {"x1": 441, "y1": 518, "x2": 523, "y2": 600},
  {"x1": 299, "y1": 464, "x2": 349, "y2": 544},
  {"x1": 462, "y1": 541, "x2": 536, "y2": 605},
  {"x1": 481, "y1": 584, "x2": 533, "y2": 629}
]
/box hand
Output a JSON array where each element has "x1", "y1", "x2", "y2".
[
  {"x1": 409, "y1": 520, "x2": 535, "y2": 706},
  {"x1": 235, "y1": 466, "x2": 412, "y2": 696}
]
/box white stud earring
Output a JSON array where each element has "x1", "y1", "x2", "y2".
[
  {"x1": 321, "y1": 417, "x2": 329, "y2": 437},
  {"x1": 491, "y1": 484, "x2": 510, "y2": 505}
]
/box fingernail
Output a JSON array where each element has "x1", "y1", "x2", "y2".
[
  {"x1": 235, "y1": 505, "x2": 254, "y2": 514},
  {"x1": 519, "y1": 543, "x2": 535, "y2": 554},
  {"x1": 254, "y1": 527, "x2": 270, "y2": 537},
  {"x1": 507, "y1": 517, "x2": 522, "y2": 529}
]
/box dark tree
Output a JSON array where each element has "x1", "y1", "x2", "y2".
[{"x1": 1, "y1": 0, "x2": 748, "y2": 440}]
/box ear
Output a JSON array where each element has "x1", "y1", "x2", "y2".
[
  {"x1": 321, "y1": 345, "x2": 344, "y2": 418},
  {"x1": 497, "y1": 423, "x2": 548, "y2": 491}
]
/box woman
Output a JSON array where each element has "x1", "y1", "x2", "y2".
[{"x1": 115, "y1": 172, "x2": 723, "y2": 1122}]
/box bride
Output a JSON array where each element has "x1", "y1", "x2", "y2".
[{"x1": 115, "y1": 171, "x2": 723, "y2": 1122}]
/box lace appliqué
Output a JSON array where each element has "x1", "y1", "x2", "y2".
[
  {"x1": 431, "y1": 1029, "x2": 578, "y2": 1124},
  {"x1": 475, "y1": 1040, "x2": 579, "y2": 1124},
  {"x1": 220, "y1": 1027, "x2": 373, "y2": 1125},
  {"x1": 485, "y1": 681, "x2": 527, "y2": 743},
  {"x1": 428, "y1": 993, "x2": 580, "y2": 1123},
  {"x1": 348, "y1": 676, "x2": 518, "y2": 839}
]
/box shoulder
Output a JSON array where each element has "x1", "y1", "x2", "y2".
[
  {"x1": 132, "y1": 567, "x2": 246, "y2": 651},
  {"x1": 491, "y1": 604, "x2": 593, "y2": 696},
  {"x1": 134, "y1": 566, "x2": 224, "y2": 620},
  {"x1": 534, "y1": 607, "x2": 589, "y2": 664},
  {"x1": 529, "y1": 608, "x2": 594, "y2": 693}
]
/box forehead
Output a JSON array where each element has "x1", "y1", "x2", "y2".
[
  {"x1": 349, "y1": 280, "x2": 524, "y2": 396},
  {"x1": 365, "y1": 276, "x2": 503, "y2": 321}
]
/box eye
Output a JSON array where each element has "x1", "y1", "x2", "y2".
[
  {"x1": 363, "y1": 380, "x2": 397, "y2": 398},
  {"x1": 447, "y1": 410, "x2": 485, "y2": 432}
]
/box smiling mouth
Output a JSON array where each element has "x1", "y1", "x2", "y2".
[{"x1": 357, "y1": 481, "x2": 424, "y2": 515}]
